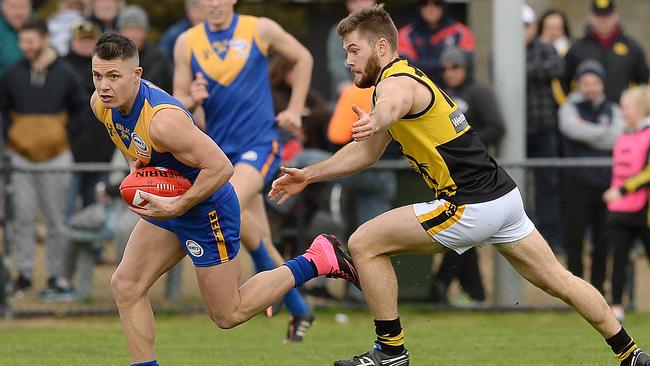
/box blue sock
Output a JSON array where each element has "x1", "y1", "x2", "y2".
[
  {"x1": 284, "y1": 288, "x2": 309, "y2": 317},
  {"x1": 131, "y1": 361, "x2": 159, "y2": 366},
  {"x1": 284, "y1": 256, "x2": 316, "y2": 287},
  {"x1": 250, "y1": 240, "x2": 276, "y2": 272}
]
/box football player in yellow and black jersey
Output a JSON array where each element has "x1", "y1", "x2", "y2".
[{"x1": 269, "y1": 5, "x2": 649, "y2": 366}]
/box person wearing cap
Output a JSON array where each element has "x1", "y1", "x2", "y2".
[
  {"x1": 118, "y1": 5, "x2": 172, "y2": 93},
  {"x1": 159, "y1": 0, "x2": 206, "y2": 68},
  {"x1": 64, "y1": 19, "x2": 115, "y2": 208},
  {"x1": 558, "y1": 59, "x2": 623, "y2": 296},
  {"x1": 397, "y1": 0, "x2": 475, "y2": 86},
  {"x1": 564, "y1": 0, "x2": 649, "y2": 104}
]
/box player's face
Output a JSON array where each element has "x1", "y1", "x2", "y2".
[
  {"x1": 18, "y1": 30, "x2": 47, "y2": 62},
  {"x1": 576, "y1": 74, "x2": 604, "y2": 103},
  {"x1": 91, "y1": 56, "x2": 142, "y2": 110},
  {"x1": 343, "y1": 30, "x2": 381, "y2": 89},
  {"x1": 205, "y1": 0, "x2": 237, "y2": 29}
]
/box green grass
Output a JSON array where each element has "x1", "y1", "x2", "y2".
[{"x1": 0, "y1": 308, "x2": 649, "y2": 365}]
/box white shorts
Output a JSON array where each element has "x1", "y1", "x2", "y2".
[{"x1": 412, "y1": 188, "x2": 535, "y2": 254}]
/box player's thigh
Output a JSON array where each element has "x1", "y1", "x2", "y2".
[
  {"x1": 495, "y1": 229, "x2": 568, "y2": 289},
  {"x1": 349, "y1": 204, "x2": 449, "y2": 258},
  {"x1": 194, "y1": 255, "x2": 242, "y2": 316},
  {"x1": 230, "y1": 163, "x2": 264, "y2": 210},
  {"x1": 113, "y1": 219, "x2": 186, "y2": 294}
]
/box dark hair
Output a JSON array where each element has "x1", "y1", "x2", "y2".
[
  {"x1": 337, "y1": 4, "x2": 398, "y2": 52},
  {"x1": 92, "y1": 32, "x2": 138, "y2": 61},
  {"x1": 19, "y1": 17, "x2": 48, "y2": 36},
  {"x1": 537, "y1": 9, "x2": 571, "y2": 40}
]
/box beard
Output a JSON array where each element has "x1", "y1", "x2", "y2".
[{"x1": 355, "y1": 53, "x2": 381, "y2": 88}]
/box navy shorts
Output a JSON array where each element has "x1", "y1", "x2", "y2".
[
  {"x1": 146, "y1": 183, "x2": 241, "y2": 267},
  {"x1": 228, "y1": 140, "x2": 280, "y2": 186}
]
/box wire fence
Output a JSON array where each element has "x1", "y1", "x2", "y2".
[{"x1": 2, "y1": 154, "x2": 647, "y2": 318}]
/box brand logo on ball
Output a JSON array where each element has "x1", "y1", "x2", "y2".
[
  {"x1": 131, "y1": 132, "x2": 149, "y2": 152},
  {"x1": 185, "y1": 240, "x2": 204, "y2": 257}
]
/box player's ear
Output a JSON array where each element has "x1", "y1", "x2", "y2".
[
  {"x1": 376, "y1": 37, "x2": 388, "y2": 57},
  {"x1": 134, "y1": 66, "x2": 143, "y2": 79}
]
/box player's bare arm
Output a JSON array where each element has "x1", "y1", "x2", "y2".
[
  {"x1": 130, "y1": 108, "x2": 234, "y2": 220},
  {"x1": 173, "y1": 32, "x2": 208, "y2": 112},
  {"x1": 351, "y1": 76, "x2": 418, "y2": 142},
  {"x1": 269, "y1": 129, "x2": 390, "y2": 205},
  {"x1": 258, "y1": 17, "x2": 313, "y2": 136}
]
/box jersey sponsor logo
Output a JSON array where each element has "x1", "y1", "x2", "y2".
[
  {"x1": 230, "y1": 39, "x2": 248, "y2": 51},
  {"x1": 241, "y1": 150, "x2": 258, "y2": 162},
  {"x1": 131, "y1": 132, "x2": 149, "y2": 152},
  {"x1": 185, "y1": 240, "x2": 204, "y2": 257},
  {"x1": 449, "y1": 109, "x2": 468, "y2": 133}
]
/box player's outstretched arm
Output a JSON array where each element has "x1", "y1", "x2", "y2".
[
  {"x1": 258, "y1": 17, "x2": 313, "y2": 137},
  {"x1": 269, "y1": 128, "x2": 391, "y2": 205},
  {"x1": 132, "y1": 109, "x2": 233, "y2": 219},
  {"x1": 352, "y1": 76, "x2": 416, "y2": 142}
]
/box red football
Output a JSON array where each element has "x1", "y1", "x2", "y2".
[{"x1": 119, "y1": 166, "x2": 192, "y2": 209}]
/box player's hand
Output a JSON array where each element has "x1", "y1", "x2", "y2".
[
  {"x1": 128, "y1": 192, "x2": 185, "y2": 220},
  {"x1": 350, "y1": 104, "x2": 376, "y2": 142},
  {"x1": 603, "y1": 187, "x2": 623, "y2": 203},
  {"x1": 190, "y1": 72, "x2": 209, "y2": 107},
  {"x1": 276, "y1": 108, "x2": 304, "y2": 140},
  {"x1": 268, "y1": 166, "x2": 308, "y2": 205},
  {"x1": 129, "y1": 159, "x2": 144, "y2": 173}
]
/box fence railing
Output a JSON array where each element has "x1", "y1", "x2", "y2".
[{"x1": 1, "y1": 156, "x2": 629, "y2": 318}]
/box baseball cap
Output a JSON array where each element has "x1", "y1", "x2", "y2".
[
  {"x1": 592, "y1": 0, "x2": 616, "y2": 15},
  {"x1": 117, "y1": 5, "x2": 149, "y2": 31},
  {"x1": 72, "y1": 19, "x2": 100, "y2": 39},
  {"x1": 576, "y1": 59, "x2": 606, "y2": 82}
]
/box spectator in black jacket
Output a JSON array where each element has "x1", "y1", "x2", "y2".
[
  {"x1": 117, "y1": 5, "x2": 172, "y2": 93},
  {"x1": 558, "y1": 59, "x2": 623, "y2": 294},
  {"x1": 564, "y1": 0, "x2": 649, "y2": 103},
  {"x1": 524, "y1": 4, "x2": 565, "y2": 250},
  {"x1": 0, "y1": 18, "x2": 84, "y2": 299},
  {"x1": 64, "y1": 20, "x2": 115, "y2": 209}
]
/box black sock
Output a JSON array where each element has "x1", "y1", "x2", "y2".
[
  {"x1": 607, "y1": 327, "x2": 638, "y2": 361},
  {"x1": 374, "y1": 318, "x2": 405, "y2": 356}
]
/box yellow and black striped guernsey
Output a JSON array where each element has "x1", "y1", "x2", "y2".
[{"x1": 378, "y1": 58, "x2": 516, "y2": 204}]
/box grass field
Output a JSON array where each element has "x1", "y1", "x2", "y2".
[{"x1": 0, "y1": 307, "x2": 648, "y2": 365}]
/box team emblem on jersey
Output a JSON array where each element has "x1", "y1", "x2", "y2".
[
  {"x1": 186, "y1": 240, "x2": 204, "y2": 257},
  {"x1": 613, "y1": 42, "x2": 629, "y2": 56},
  {"x1": 131, "y1": 132, "x2": 149, "y2": 152}
]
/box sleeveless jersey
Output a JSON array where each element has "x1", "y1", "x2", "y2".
[
  {"x1": 380, "y1": 58, "x2": 516, "y2": 204},
  {"x1": 94, "y1": 79, "x2": 233, "y2": 202},
  {"x1": 186, "y1": 14, "x2": 278, "y2": 156},
  {"x1": 609, "y1": 126, "x2": 650, "y2": 213}
]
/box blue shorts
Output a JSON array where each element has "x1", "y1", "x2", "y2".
[
  {"x1": 228, "y1": 140, "x2": 281, "y2": 186},
  {"x1": 146, "y1": 183, "x2": 241, "y2": 267}
]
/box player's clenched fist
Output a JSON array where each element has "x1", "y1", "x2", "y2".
[{"x1": 190, "y1": 72, "x2": 209, "y2": 106}]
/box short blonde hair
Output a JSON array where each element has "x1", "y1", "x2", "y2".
[
  {"x1": 336, "y1": 4, "x2": 398, "y2": 51},
  {"x1": 622, "y1": 86, "x2": 650, "y2": 116}
]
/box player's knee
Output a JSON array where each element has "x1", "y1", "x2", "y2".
[
  {"x1": 348, "y1": 229, "x2": 373, "y2": 260},
  {"x1": 110, "y1": 271, "x2": 145, "y2": 305},
  {"x1": 207, "y1": 310, "x2": 241, "y2": 329}
]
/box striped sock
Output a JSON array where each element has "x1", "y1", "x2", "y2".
[
  {"x1": 374, "y1": 318, "x2": 405, "y2": 356},
  {"x1": 607, "y1": 328, "x2": 638, "y2": 362}
]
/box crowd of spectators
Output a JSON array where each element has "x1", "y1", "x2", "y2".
[{"x1": 0, "y1": 0, "x2": 649, "y2": 315}]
